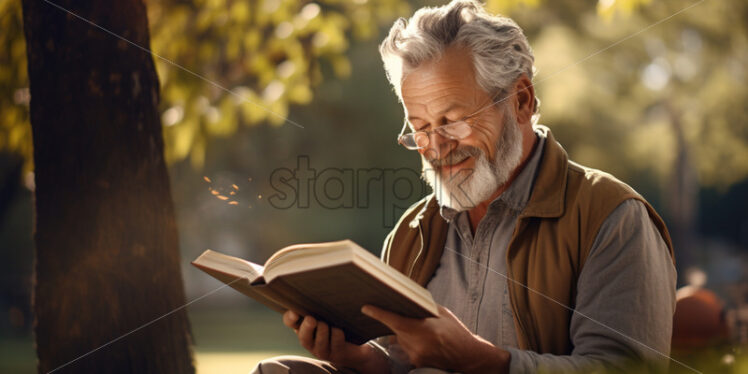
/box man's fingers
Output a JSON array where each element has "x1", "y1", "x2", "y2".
[
  {"x1": 297, "y1": 316, "x2": 317, "y2": 350},
  {"x1": 313, "y1": 321, "x2": 331, "y2": 358},
  {"x1": 283, "y1": 310, "x2": 301, "y2": 328},
  {"x1": 361, "y1": 305, "x2": 408, "y2": 332},
  {"x1": 330, "y1": 327, "x2": 347, "y2": 353}
]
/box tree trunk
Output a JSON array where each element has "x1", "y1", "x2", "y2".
[
  {"x1": 22, "y1": 0, "x2": 194, "y2": 372},
  {"x1": 665, "y1": 101, "x2": 699, "y2": 282}
]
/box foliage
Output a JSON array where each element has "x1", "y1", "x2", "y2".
[
  {"x1": 502, "y1": 0, "x2": 748, "y2": 189},
  {"x1": 146, "y1": 0, "x2": 409, "y2": 168},
  {"x1": 0, "y1": 0, "x2": 409, "y2": 170},
  {"x1": 0, "y1": 0, "x2": 31, "y2": 173},
  {"x1": 1, "y1": 0, "x2": 746, "y2": 187}
]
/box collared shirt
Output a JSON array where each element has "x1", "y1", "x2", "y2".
[
  {"x1": 425, "y1": 130, "x2": 547, "y2": 349},
  {"x1": 384, "y1": 128, "x2": 676, "y2": 373}
]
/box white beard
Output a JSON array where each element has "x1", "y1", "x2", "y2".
[{"x1": 421, "y1": 112, "x2": 524, "y2": 211}]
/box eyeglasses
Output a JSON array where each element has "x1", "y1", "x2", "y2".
[{"x1": 396, "y1": 91, "x2": 505, "y2": 150}]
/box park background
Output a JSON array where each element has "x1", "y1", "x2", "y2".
[{"x1": 1, "y1": 0, "x2": 747, "y2": 372}]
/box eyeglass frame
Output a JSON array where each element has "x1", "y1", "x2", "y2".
[{"x1": 396, "y1": 90, "x2": 507, "y2": 150}]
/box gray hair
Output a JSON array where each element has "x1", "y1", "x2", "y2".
[{"x1": 380, "y1": 0, "x2": 538, "y2": 114}]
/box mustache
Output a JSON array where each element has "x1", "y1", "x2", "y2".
[{"x1": 425, "y1": 146, "x2": 483, "y2": 167}]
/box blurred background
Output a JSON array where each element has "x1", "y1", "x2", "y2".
[{"x1": 1, "y1": 0, "x2": 747, "y2": 372}]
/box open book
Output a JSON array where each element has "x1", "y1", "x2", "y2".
[{"x1": 192, "y1": 239, "x2": 439, "y2": 344}]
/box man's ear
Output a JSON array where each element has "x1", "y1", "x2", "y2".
[{"x1": 512, "y1": 74, "x2": 535, "y2": 125}]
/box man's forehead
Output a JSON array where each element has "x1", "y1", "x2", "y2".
[
  {"x1": 401, "y1": 73, "x2": 481, "y2": 119},
  {"x1": 403, "y1": 92, "x2": 470, "y2": 120},
  {"x1": 400, "y1": 46, "x2": 484, "y2": 118},
  {"x1": 401, "y1": 51, "x2": 475, "y2": 93}
]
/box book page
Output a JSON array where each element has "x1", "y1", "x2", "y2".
[
  {"x1": 193, "y1": 260, "x2": 287, "y2": 313},
  {"x1": 263, "y1": 240, "x2": 357, "y2": 282},
  {"x1": 193, "y1": 249, "x2": 264, "y2": 282}
]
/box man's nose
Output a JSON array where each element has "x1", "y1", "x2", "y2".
[{"x1": 419, "y1": 131, "x2": 455, "y2": 160}]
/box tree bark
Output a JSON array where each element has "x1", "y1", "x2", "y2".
[{"x1": 22, "y1": 0, "x2": 194, "y2": 372}]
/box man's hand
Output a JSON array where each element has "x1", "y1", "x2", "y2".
[
  {"x1": 282, "y1": 310, "x2": 389, "y2": 374},
  {"x1": 361, "y1": 304, "x2": 511, "y2": 374}
]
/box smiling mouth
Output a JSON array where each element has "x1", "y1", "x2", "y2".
[
  {"x1": 428, "y1": 147, "x2": 479, "y2": 169},
  {"x1": 447, "y1": 155, "x2": 469, "y2": 166},
  {"x1": 437, "y1": 155, "x2": 470, "y2": 170}
]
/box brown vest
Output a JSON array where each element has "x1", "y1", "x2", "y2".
[{"x1": 381, "y1": 127, "x2": 675, "y2": 354}]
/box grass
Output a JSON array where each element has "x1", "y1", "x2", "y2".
[
  {"x1": 3, "y1": 306, "x2": 748, "y2": 373},
  {"x1": 0, "y1": 336, "x2": 36, "y2": 373},
  {"x1": 0, "y1": 305, "x2": 310, "y2": 373},
  {"x1": 190, "y1": 305, "x2": 311, "y2": 373}
]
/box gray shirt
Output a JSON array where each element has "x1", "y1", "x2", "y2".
[{"x1": 379, "y1": 129, "x2": 677, "y2": 373}]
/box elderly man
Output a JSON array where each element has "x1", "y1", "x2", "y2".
[{"x1": 253, "y1": 0, "x2": 676, "y2": 373}]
